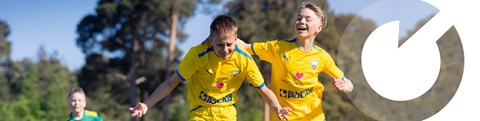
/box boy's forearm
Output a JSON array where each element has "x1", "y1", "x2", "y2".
[
  {"x1": 143, "y1": 75, "x2": 180, "y2": 108},
  {"x1": 258, "y1": 87, "x2": 282, "y2": 110}
]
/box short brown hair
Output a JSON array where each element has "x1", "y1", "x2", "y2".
[
  {"x1": 210, "y1": 15, "x2": 238, "y2": 38},
  {"x1": 68, "y1": 87, "x2": 85, "y2": 100},
  {"x1": 298, "y1": 1, "x2": 328, "y2": 28}
]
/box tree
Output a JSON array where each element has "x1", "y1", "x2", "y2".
[
  {"x1": 0, "y1": 19, "x2": 76, "y2": 121},
  {"x1": 0, "y1": 20, "x2": 13, "y2": 101},
  {"x1": 0, "y1": 45, "x2": 73, "y2": 121},
  {"x1": 37, "y1": 46, "x2": 72, "y2": 120},
  {"x1": 4, "y1": 59, "x2": 45, "y2": 121},
  {"x1": 0, "y1": 20, "x2": 11, "y2": 59},
  {"x1": 76, "y1": 0, "x2": 200, "y2": 120}
]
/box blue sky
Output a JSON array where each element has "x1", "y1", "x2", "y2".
[
  {"x1": 0, "y1": 0, "x2": 436, "y2": 71},
  {"x1": 0, "y1": 0, "x2": 97, "y2": 71}
]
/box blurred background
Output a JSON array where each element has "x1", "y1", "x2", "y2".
[{"x1": 0, "y1": 0, "x2": 460, "y2": 120}]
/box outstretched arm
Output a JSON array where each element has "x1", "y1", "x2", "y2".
[
  {"x1": 129, "y1": 72, "x2": 181, "y2": 118},
  {"x1": 257, "y1": 86, "x2": 291, "y2": 120},
  {"x1": 332, "y1": 77, "x2": 353, "y2": 93}
]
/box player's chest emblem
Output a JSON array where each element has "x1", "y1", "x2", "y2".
[
  {"x1": 311, "y1": 60, "x2": 319, "y2": 70},
  {"x1": 232, "y1": 70, "x2": 239, "y2": 76}
]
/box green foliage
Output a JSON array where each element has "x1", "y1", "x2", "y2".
[
  {"x1": 0, "y1": 38, "x2": 73, "y2": 120},
  {"x1": 0, "y1": 20, "x2": 13, "y2": 101},
  {"x1": 0, "y1": 63, "x2": 72, "y2": 121},
  {"x1": 0, "y1": 20, "x2": 11, "y2": 58},
  {"x1": 168, "y1": 89, "x2": 190, "y2": 121},
  {"x1": 39, "y1": 60, "x2": 71, "y2": 120},
  {"x1": 236, "y1": 83, "x2": 265, "y2": 121},
  {"x1": 226, "y1": 0, "x2": 302, "y2": 43}
]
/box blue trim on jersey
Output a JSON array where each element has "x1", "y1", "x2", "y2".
[
  {"x1": 255, "y1": 82, "x2": 265, "y2": 89},
  {"x1": 198, "y1": 47, "x2": 214, "y2": 57},
  {"x1": 251, "y1": 43, "x2": 258, "y2": 56},
  {"x1": 341, "y1": 76, "x2": 345, "y2": 81},
  {"x1": 312, "y1": 44, "x2": 324, "y2": 52},
  {"x1": 235, "y1": 45, "x2": 253, "y2": 60},
  {"x1": 190, "y1": 105, "x2": 203, "y2": 112},
  {"x1": 176, "y1": 69, "x2": 186, "y2": 82},
  {"x1": 312, "y1": 44, "x2": 317, "y2": 49},
  {"x1": 285, "y1": 38, "x2": 297, "y2": 42}
]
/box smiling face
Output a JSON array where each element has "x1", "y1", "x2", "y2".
[
  {"x1": 211, "y1": 33, "x2": 237, "y2": 60},
  {"x1": 69, "y1": 92, "x2": 86, "y2": 113},
  {"x1": 295, "y1": 8, "x2": 323, "y2": 40}
]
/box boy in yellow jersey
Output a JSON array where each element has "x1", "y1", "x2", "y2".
[
  {"x1": 235, "y1": 1, "x2": 354, "y2": 121},
  {"x1": 67, "y1": 87, "x2": 103, "y2": 121},
  {"x1": 129, "y1": 15, "x2": 290, "y2": 121}
]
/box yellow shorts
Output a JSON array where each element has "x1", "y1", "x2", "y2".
[{"x1": 190, "y1": 105, "x2": 237, "y2": 121}]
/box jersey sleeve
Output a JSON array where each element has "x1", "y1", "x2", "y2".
[
  {"x1": 245, "y1": 56, "x2": 265, "y2": 89},
  {"x1": 323, "y1": 53, "x2": 345, "y2": 80},
  {"x1": 176, "y1": 48, "x2": 199, "y2": 82},
  {"x1": 251, "y1": 40, "x2": 278, "y2": 63}
]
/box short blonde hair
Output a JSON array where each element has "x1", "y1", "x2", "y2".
[
  {"x1": 210, "y1": 15, "x2": 238, "y2": 38},
  {"x1": 68, "y1": 87, "x2": 85, "y2": 100},
  {"x1": 298, "y1": 1, "x2": 328, "y2": 28}
]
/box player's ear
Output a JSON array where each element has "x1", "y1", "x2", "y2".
[
  {"x1": 234, "y1": 34, "x2": 238, "y2": 42},
  {"x1": 208, "y1": 35, "x2": 213, "y2": 42},
  {"x1": 201, "y1": 35, "x2": 211, "y2": 45},
  {"x1": 317, "y1": 24, "x2": 323, "y2": 33},
  {"x1": 208, "y1": 35, "x2": 215, "y2": 44}
]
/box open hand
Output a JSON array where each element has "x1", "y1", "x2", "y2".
[
  {"x1": 129, "y1": 102, "x2": 148, "y2": 118},
  {"x1": 275, "y1": 107, "x2": 292, "y2": 120}
]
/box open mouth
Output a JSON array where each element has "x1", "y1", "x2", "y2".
[{"x1": 297, "y1": 27, "x2": 307, "y2": 31}]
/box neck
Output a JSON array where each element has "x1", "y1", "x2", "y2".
[
  {"x1": 296, "y1": 37, "x2": 315, "y2": 52},
  {"x1": 72, "y1": 110, "x2": 84, "y2": 120}
]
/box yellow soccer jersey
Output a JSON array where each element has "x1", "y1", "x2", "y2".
[
  {"x1": 252, "y1": 38, "x2": 344, "y2": 121},
  {"x1": 176, "y1": 43, "x2": 265, "y2": 110}
]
